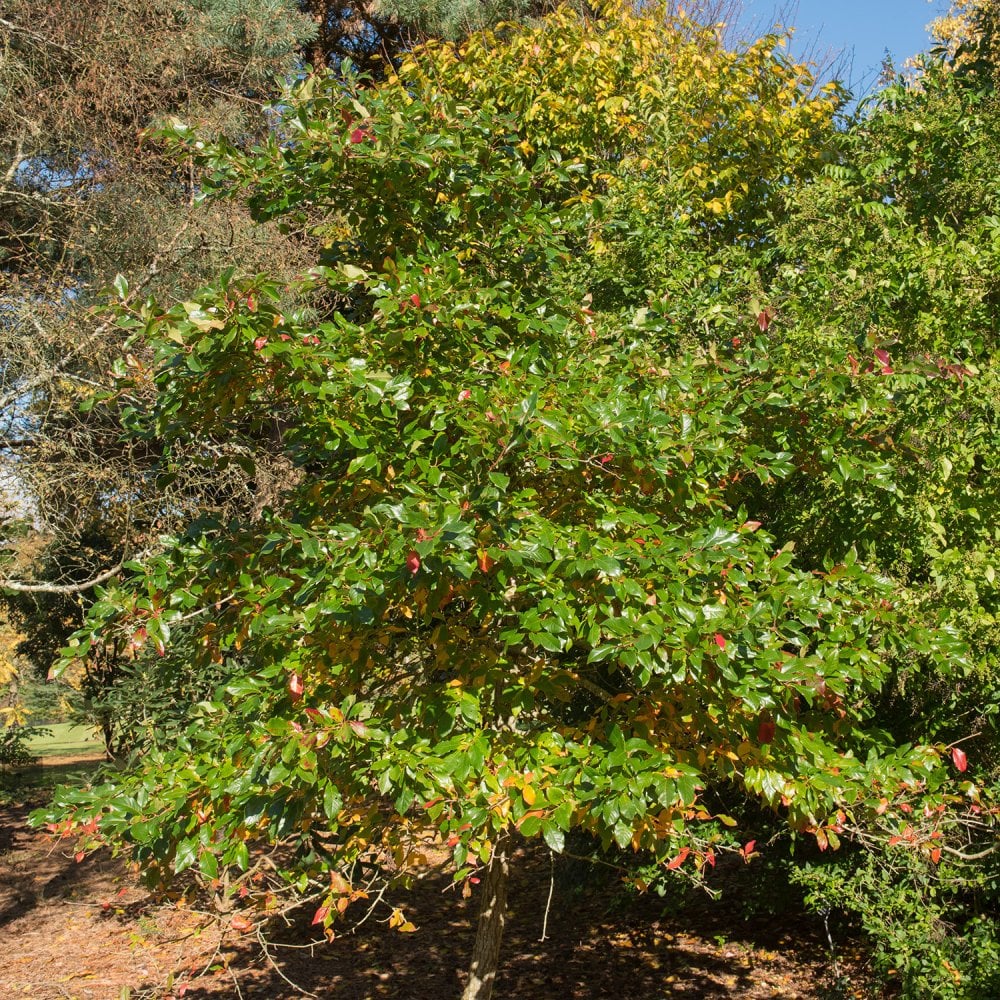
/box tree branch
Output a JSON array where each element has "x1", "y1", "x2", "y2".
[
  {"x1": 940, "y1": 843, "x2": 1000, "y2": 862},
  {"x1": 0, "y1": 560, "x2": 128, "y2": 594},
  {"x1": 0, "y1": 318, "x2": 114, "y2": 414},
  {"x1": 0, "y1": 16, "x2": 76, "y2": 55}
]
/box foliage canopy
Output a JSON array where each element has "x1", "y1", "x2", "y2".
[{"x1": 34, "y1": 4, "x2": 1000, "y2": 996}]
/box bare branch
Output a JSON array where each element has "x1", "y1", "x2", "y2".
[
  {"x1": 0, "y1": 559, "x2": 128, "y2": 594},
  {"x1": 940, "y1": 843, "x2": 1000, "y2": 862},
  {"x1": 0, "y1": 318, "x2": 114, "y2": 414},
  {"x1": 0, "y1": 15, "x2": 75, "y2": 55}
]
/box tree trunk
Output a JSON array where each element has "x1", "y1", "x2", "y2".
[{"x1": 461, "y1": 828, "x2": 511, "y2": 1000}]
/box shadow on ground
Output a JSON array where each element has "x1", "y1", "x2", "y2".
[
  {"x1": 0, "y1": 783, "x2": 875, "y2": 1000},
  {"x1": 177, "y1": 849, "x2": 858, "y2": 1000}
]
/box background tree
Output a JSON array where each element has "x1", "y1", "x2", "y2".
[{"x1": 0, "y1": 0, "x2": 328, "y2": 749}]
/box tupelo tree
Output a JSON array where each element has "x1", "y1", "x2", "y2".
[{"x1": 39, "y1": 5, "x2": 981, "y2": 996}]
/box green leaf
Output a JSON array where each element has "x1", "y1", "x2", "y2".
[
  {"x1": 542, "y1": 824, "x2": 565, "y2": 854},
  {"x1": 174, "y1": 838, "x2": 198, "y2": 874}
]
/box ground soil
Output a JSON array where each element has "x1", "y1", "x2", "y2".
[{"x1": 1, "y1": 756, "x2": 885, "y2": 1000}]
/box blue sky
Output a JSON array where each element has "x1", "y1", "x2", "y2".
[{"x1": 737, "y1": 1, "x2": 952, "y2": 95}]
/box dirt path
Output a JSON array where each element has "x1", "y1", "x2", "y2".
[{"x1": 1, "y1": 792, "x2": 881, "y2": 1000}]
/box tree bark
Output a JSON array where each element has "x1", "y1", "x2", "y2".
[{"x1": 461, "y1": 827, "x2": 511, "y2": 1000}]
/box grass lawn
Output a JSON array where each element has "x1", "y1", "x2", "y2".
[
  {"x1": 2, "y1": 723, "x2": 105, "y2": 801},
  {"x1": 26, "y1": 721, "x2": 104, "y2": 759}
]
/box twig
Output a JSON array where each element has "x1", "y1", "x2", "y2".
[
  {"x1": 190, "y1": 925, "x2": 229, "y2": 984},
  {"x1": 155, "y1": 918, "x2": 215, "y2": 944},
  {"x1": 163, "y1": 594, "x2": 236, "y2": 626},
  {"x1": 539, "y1": 849, "x2": 555, "y2": 942},
  {"x1": 256, "y1": 926, "x2": 319, "y2": 998}
]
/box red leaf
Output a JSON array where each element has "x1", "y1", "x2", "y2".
[
  {"x1": 75, "y1": 851, "x2": 85, "y2": 863},
  {"x1": 713, "y1": 633, "x2": 726, "y2": 650},
  {"x1": 951, "y1": 746, "x2": 968, "y2": 772},
  {"x1": 350, "y1": 128, "x2": 366, "y2": 144},
  {"x1": 289, "y1": 673, "x2": 304, "y2": 698},
  {"x1": 741, "y1": 520, "x2": 762, "y2": 532},
  {"x1": 667, "y1": 847, "x2": 690, "y2": 870},
  {"x1": 247, "y1": 294, "x2": 257, "y2": 312},
  {"x1": 757, "y1": 310, "x2": 771, "y2": 332},
  {"x1": 253, "y1": 336, "x2": 267, "y2": 351},
  {"x1": 312, "y1": 905, "x2": 330, "y2": 926},
  {"x1": 406, "y1": 551, "x2": 421, "y2": 574},
  {"x1": 599, "y1": 453, "x2": 614, "y2": 465},
  {"x1": 931, "y1": 848, "x2": 942, "y2": 864},
  {"x1": 874, "y1": 348, "x2": 893, "y2": 374},
  {"x1": 741, "y1": 840, "x2": 756, "y2": 862},
  {"x1": 477, "y1": 551, "x2": 495, "y2": 574},
  {"x1": 457, "y1": 389, "x2": 471, "y2": 401},
  {"x1": 230, "y1": 915, "x2": 254, "y2": 933},
  {"x1": 409, "y1": 293, "x2": 421, "y2": 308},
  {"x1": 757, "y1": 720, "x2": 775, "y2": 744}
]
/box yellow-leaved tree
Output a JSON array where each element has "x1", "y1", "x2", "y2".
[{"x1": 400, "y1": 2, "x2": 843, "y2": 237}]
